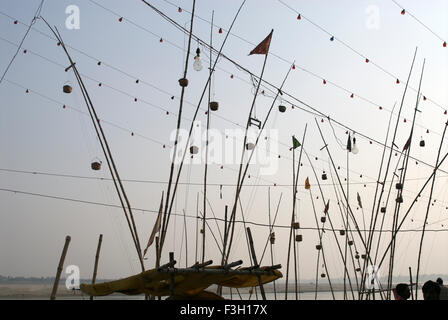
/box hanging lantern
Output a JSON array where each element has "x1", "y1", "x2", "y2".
[
  {"x1": 190, "y1": 145, "x2": 199, "y2": 154},
  {"x1": 444, "y1": 42, "x2": 447, "y2": 48},
  {"x1": 270, "y1": 232, "x2": 276, "y2": 244},
  {"x1": 348, "y1": 240, "x2": 354, "y2": 246},
  {"x1": 321, "y1": 273, "x2": 326, "y2": 278},
  {"x1": 420, "y1": 139, "x2": 425, "y2": 147},
  {"x1": 292, "y1": 222, "x2": 300, "y2": 229},
  {"x1": 278, "y1": 105, "x2": 286, "y2": 113},
  {"x1": 91, "y1": 161, "x2": 102, "y2": 171},
  {"x1": 63, "y1": 84, "x2": 72, "y2": 94},
  {"x1": 396, "y1": 79, "x2": 400, "y2": 84},
  {"x1": 396, "y1": 183, "x2": 403, "y2": 190},
  {"x1": 218, "y1": 28, "x2": 223, "y2": 34},
  {"x1": 118, "y1": 17, "x2": 123, "y2": 22},
  {"x1": 330, "y1": 36, "x2": 334, "y2": 41},
  {"x1": 159, "y1": 38, "x2": 163, "y2": 43},
  {"x1": 209, "y1": 101, "x2": 219, "y2": 111},
  {"x1": 316, "y1": 244, "x2": 322, "y2": 250},
  {"x1": 323, "y1": 79, "x2": 327, "y2": 85},
  {"x1": 351, "y1": 136, "x2": 359, "y2": 154},
  {"x1": 297, "y1": 14, "x2": 301, "y2": 20},
  {"x1": 178, "y1": 78, "x2": 189, "y2": 87},
  {"x1": 246, "y1": 142, "x2": 255, "y2": 150},
  {"x1": 401, "y1": 9, "x2": 405, "y2": 15},
  {"x1": 178, "y1": 7, "x2": 182, "y2": 13},
  {"x1": 295, "y1": 234, "x2": 303, "y2": 242},
  {"x1": 379, "y1": 106, "x2": 383, "y2": 110},
  {"x1": 193, "y1": 48, "x2": 203, "y2": 71},
  {"x1": 339, "y1": 230, "x2": 345, "y2": 236},
  {"x1": 97, "y1": 61, "x2": 101, "y2": 66},
  {"x1": 322, "y1": 171, "x2": 327, "y2": 180},
  {"x1": 14, "y1": 20, "x2": 18, "y2": 24},
  {"x1": 350, "y1": 93, "x2": 354, "y2": 98},
  {"x1": 365, "y1": 58, "x2": 369, "y2": 63},
  {"x1": 320, "y1": 216, "x2": 326, "y2": 223}
]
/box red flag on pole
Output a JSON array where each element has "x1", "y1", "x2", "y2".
[
  {"x1": 249, "y1": 29, "x2": 273, "y2": 55},
  {"x1": 143, "y1": 192, "x2": 164, "y2": 257}
]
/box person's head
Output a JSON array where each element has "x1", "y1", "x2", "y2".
[
  {"x1": 422, "y1": 280, "x2": 441, "y2": 300},
  {"x1": 436, "y1": 278, "x2": 443, "y2": 285},
  {"x1": 395, "y1": 283, "x2": 410, "y2": 300}
]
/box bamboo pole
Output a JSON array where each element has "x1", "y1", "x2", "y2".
[
  {"x1": 360, "y1": 103, "x2": 396, "y2": 298},
  {"x1": 268, "y1": 188, "x2": 277, "y2": 300},
  {"x1": 387, "y1": 59, "x2": 426, "y2": 299},
  {"x1": 409, "y1": 267, "x2": 414, "y2": 300},
  {"x1": 90, "y1": 234, "x2": 103, "y2": 301},
  {"x1": 285, "y1": 125, "x2": 307, "y2": 300},
  {"x1": 358, "y1": 48, "x2": 418, "y2": 299},
  {"x1": 315, "y1": 119, "x2": 379, "y2": 297},
  {"x1": 223, "y1": 49, "x2": 270, "y2": 266},
  {"x1": 223, "y1": 63, "x2": 292, "y2": 266},
  {"x1": 50, "y1": 235, "x2": 71, "y2": 300},
  {"x1": 375, "y1": 150, "x2": 448, "y2": 271},
  {"x1": 202, "y1": 10, "x2": 214, "y2": 264},
  {"x1": 415, "y1": 119, "x2": 448, "y2": 300},
  {"x1": 42, "y1": 21, "x2": 145, "y2": 271},
  {"x1": 246, "y1": 227, "x2": 266, "y2": 300},
  {"x1": 308, "y1": 189, "x2": 335, "y2": 300},
  {"x1": 155, "y1": 0, "x2": 248, "y2": 256},
  {"x1": 159, "y1": 0, "x2": 197, "y2": 259}
]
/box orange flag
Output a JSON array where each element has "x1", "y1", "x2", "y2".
[
  {"x1": 249, "y1": 29, "x2": 273, "y2": 55},
  {"x1": 305, "y1": 177, "x2": 311, "y2": 190},
  {"x1": 143, "y1": 192, "x2": 164, "y2": 257}
]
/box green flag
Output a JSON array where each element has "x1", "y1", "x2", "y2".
[{"x1": 292, "y1": 136, "x2": 301, "y2": 149}]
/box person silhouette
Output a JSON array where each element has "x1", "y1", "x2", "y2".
[
  {"x1": 393, "y1": 283, "x2": 410, "y2": 300},
  {"x1": 422, "y1": 280, "x2": 440, "y2": 300}
]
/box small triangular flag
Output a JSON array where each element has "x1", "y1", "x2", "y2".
[
  {"x1": 249, "y1": 29, "x2": 273, "y2": 55},
  {"x1": 305, "y1": 177, "x2": 311, "y2": 190}
]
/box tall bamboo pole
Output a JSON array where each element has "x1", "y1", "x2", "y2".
[
  {"x1": 154, "y1": 0, "x2": 248, "y2": 256},
  {"x1": 90, "y1": 234, "x2": 103, "y2": 301},
  {"x1": 202, "y1": 10, "x2": 214, "y2": 264},
  {"x1": 415, "y1": 120, "x2": 448, "y2": 300},
  {"x1": 223, "y1": 48, "x2": 271, "y2": 266},
  {"x1": 159, "y1": 0, "x2": 197, "y2": 259},
  {"x1": 387, "y1": 59, "x2": 426, "y2": 298},
  {"x1": 224, "y1": 63, "x2": 293, "y2": 266},
  {"x1": 50, "y1": 235, "x2": 71, "y2": 300},
  {"x1": 285, "y1": 125, "x2": 307, "y2": 299}
]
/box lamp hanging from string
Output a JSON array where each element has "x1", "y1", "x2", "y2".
[{"x1": 193, "y1": 47, "x2": 203, "y2": 71}]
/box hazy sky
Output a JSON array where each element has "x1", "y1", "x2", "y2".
[{"x1": 0, "y1": 0, "x2": 447, "y2": 285}]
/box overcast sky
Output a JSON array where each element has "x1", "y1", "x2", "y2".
[{"x1": 0, "y1": 0, "x2": 447, "y2": 285}]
